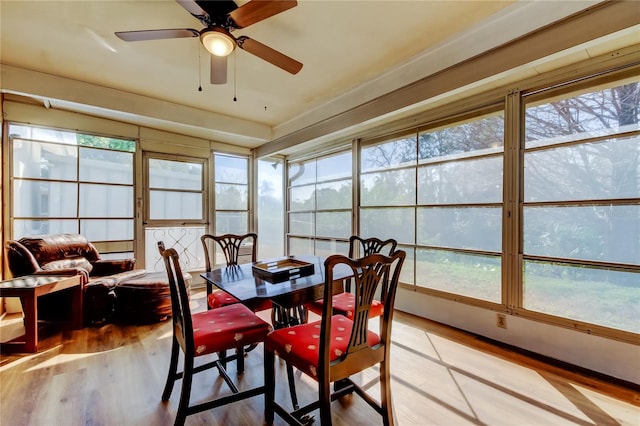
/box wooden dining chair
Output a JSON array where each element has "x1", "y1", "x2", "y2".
[
  {"x1": 201, "y1": 233, "x2": 272, "y2": 370},
  {"x1": 202, "y1": 233, "x2": 257, "y2": 308},
  {"x1": 306, "y1": 236, "x2": 398, "y2": 320},
  {"x1": 264, "y1": 250, "x2": 406, "y2": 426},
  {"x1": 158, "y1": 242, "x2": 271, "y2": 426}
]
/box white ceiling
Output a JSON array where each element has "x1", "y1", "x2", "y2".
[{"x1": 0, "y1": 0, "x2": 635, "y2": 151}]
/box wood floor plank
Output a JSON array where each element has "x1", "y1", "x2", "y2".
[{"x1": 1, "y1": 290, "x2": 638, "y2": 425}]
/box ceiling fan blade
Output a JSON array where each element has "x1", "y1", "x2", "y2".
[
  {"x1": 229, "y1": 0, "x2": 297, "y2": 29},
  {"x1": 176, "y1": 0, "x2": 207, "y2": 18},
  {"x1": 210, "y1": 55, "x2": 228, "y2": 84},
  {"x1": 237, "y1": 36, "x2": 302, "y2": 74},
  {"x1": 115, "y1": 29, "x2": 199, "y2": 42}
]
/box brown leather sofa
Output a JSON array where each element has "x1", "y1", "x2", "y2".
[{"x1": 6, "y1": 234, "x2": 146, "y2": 325}]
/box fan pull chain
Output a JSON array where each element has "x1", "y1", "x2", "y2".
[
  {"x1": 233, "y1": 50, "x2": 237, "y2": 102},
  {"x1": 197, "y1": 43, "x2": 202, "y2": 92}
]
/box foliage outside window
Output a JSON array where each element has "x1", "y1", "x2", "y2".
[
  {"x1": 522, "y1": 78, "x2": 640, "y2": 334},
  {"x1": 287, "y1": 151, "x2": 352, "y2": 256},
  {"x1": 9, "y1": 124, "x2": 135, "y2": 257}
]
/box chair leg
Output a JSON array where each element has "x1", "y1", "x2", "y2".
[
  {"x1": 236, "y1": 346, "x2": 245, "y2": 373},
  {"x1": 380, "y1": 359, "x2": 394, "y2": 426},
  {"x1": 175, "y1": 353, "x2": 195, "y2": 426},
  {"x1": 319, "y1": 376, "x2": 332, "y2": 426},
  {"x1": 287, "y1": 363, "x2": 299, "y2": 410},
  {"x1": 264, "y1": 348, "x2": 275, "y2": 426},
  {"x1": 162, "y1": 336, "x2": 180, "y2": 401},
  {"x1": 218, "y1": 350, "x2": 227, "y2": 370}
]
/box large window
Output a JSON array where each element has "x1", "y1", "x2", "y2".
[
  {"x1": 257, "y1": 158, "x2": 284, "y2": 259},
  {"x1": 287, "y1": 151, "x2": 352, "y2": 256},
  {"x1": 214, "y1": 153, "x2": 250, "y2": 234},
  {"x1": 144, "y1": 154, "x2": 206, "y2": 272},
  {"x1": 522, "y1": 77, "x2": 639, "y2": 334},
  {"x1": 9, "y1": 123, "x2": 135, "y2": 256},
  {"x1": 361, "y1": 110, "x2": 504, "y2": 301}
]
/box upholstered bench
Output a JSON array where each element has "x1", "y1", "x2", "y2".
[{"x1": 114, "y1": 271, "x2": 191, "y2": 324}]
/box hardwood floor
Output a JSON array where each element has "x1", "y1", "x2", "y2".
[{"x1": 1, "y1": 289, "x2": 638, "y2": 425}]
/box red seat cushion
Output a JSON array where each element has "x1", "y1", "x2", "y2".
[
  {"x1": 265, "y1": 314, "x2": 380, "y2": 379},
  {"x1": 306, "y1": 292, "x2": 384, "y2": 320},
  {"x1": 192, "y1": 303, "x2": 271, "y2": 357},
  {"x1": 207, "y1": 289, "x2": 241, "y2": 308},
  {"x1": 208, "y1": 290, "x2": 272, "y2": 312}
]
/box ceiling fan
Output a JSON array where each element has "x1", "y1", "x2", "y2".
[{"x1": 115, "y1": 0, "x2": 303, "y2": 84}]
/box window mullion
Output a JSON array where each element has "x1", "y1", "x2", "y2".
[{"x1": 503, "y1": 90, "x2": 523, "y2": 310}]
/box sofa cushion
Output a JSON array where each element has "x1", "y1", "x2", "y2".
[
  {"x1": 87, "y1": 269, "x2": 146, "y2": 289},
  {"x1": 41, "y1": 257, "x2": 94, "y2": 274},
  {"x1": 18, "y1": 234, "x2": 101, "y2": 265}
]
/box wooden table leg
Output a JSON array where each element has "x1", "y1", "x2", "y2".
[
  {"x1": 71, "y1": 285, "x2": 83, "y2": 329},
  {"x1": 20, "y1": 293, "x2": 38, "y2": 353}
]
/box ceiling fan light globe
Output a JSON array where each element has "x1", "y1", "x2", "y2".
[{"x1": 201, "y1": 28, "x2": 236, "y2": 57}]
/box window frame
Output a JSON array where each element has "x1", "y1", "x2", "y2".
[
  {"x1": 514, "y1": 70, "x2": 640, "y2": 338},
  {"x1": 7, "y1": 122, "x2": 136, "y2": 256},
  {"x1": 286, "y1": 148, "x2": 353, "y2": 256},
  {"x1": 212, "y1": 151, "x2": 252, "y2": 235}
]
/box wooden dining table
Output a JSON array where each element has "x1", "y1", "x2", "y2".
[
  {"x1": 200, "y1": 254, "x2": 350, "y2": 328},
  {"x1": 201, "y1": 254, "x2": 353, "y2": 412}
]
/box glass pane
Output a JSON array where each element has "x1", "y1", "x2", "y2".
[
  {"x1": 149, "y1": 190, "x2": 202, "y2": 220},
  {"x1": 418, "y1": 156, "x2": 503, "y2": 204},
  {"x1": 397, "y1": 245, "x2": 415, "y2": 285},
  {"x1": 524, "y1": 136, "x2": 640, "y2": 202},
  {"x1": 316, "y1": 180, "x2": 352, "y2": 210},
  {"x1": 524, "y1": 260, "x2": 639, "y2": 333},
  {"x1": 290, "y1": 185, "x2": 315, "y2": 211},
  {"x1": 13, "y1": 219, "x2": 77, "y2": 239},
  {"x1": 416, "y1": 249, "x2": 501, "y2": 303},
  {"x1": 316, "y1": 211, "x2": 351, "y2": 238},
  {"x1": 215, "y1": 154, "x2": 248, "y2": 184},
  {"x1": 361, "y1": 169, "x2": 416, "y2": 206},
  {"x1": 361, "y1": 136, "x2": 417, "y2": 172},
  {"x1": 13, "y1": 140, "x2": 77, "y2": 180},
  {"x1": 289, "y1": 212, "x2": 314, "y2": 235},
  {"x1": 145, "y1": 226, "x2": 206, "y2": 273},
  {"x1": 360, "y1": 207, "x2": 415, "y2": 245},
  {"x1": 14, "y1": 180, "x2": 77, "y2": 217},
  {"x1": 417, "y1": 207, "x2": 502, "y2": 252},
  {"x1": 315, "y1": 240, "x2": 349, "y2": 257},
  {"x1": 418, "y1": 114, "x2": 504, "y2": 162},
  {"x1": 289, "y1": 160, "x2": 316, "y2": 186},
  {"x1": 317, "y1": 152, "x2": 351, "y2": 181},
  {"x1": 82, "y1": 219, "x2": 133, "y2": 241},
  {"x1": 216, "y1": 183, "x2": 248, "y2": 210},
  {"x1": 9, "y1": 124, "x2": 77, "y2": 145},
  {"x1": 215, "y1": 211, "x2": 248, "y2": 234},
  {"x1": 149, "y1": 159, "x2": 202, "y2": 190},
  {"x1": 289, "y1": 237, "x2": 314, "y2": 255},
  {"x1": 80, "y1": 184, "x2": 133, "y2": 217},
  {"x1": 80, "y1": 147, "x2": 133, "y2": 184},
  {"x1": 257, "y1": 158, "x2": 284, "y2": 259},
  {"x1": 101, "y1": 252, "x2": 134, "y2": 260},
  {"x1": 524, "y1": 205, "x2": 640, "y2": 265},
  {"x1": 525, "y1": 80, "x2": 640, "y2": 149}
]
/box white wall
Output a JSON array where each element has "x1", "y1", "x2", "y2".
[{"x1": 396, "y1": 287, "x2": 640, "y2": 385}]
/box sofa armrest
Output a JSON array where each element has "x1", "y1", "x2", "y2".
[
  {"x1": 91, "y1": 259, "x2": 136, "y2": 276},
  {"x1": 6, "y1": 240, "x2": 41, "y2": 277}
]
